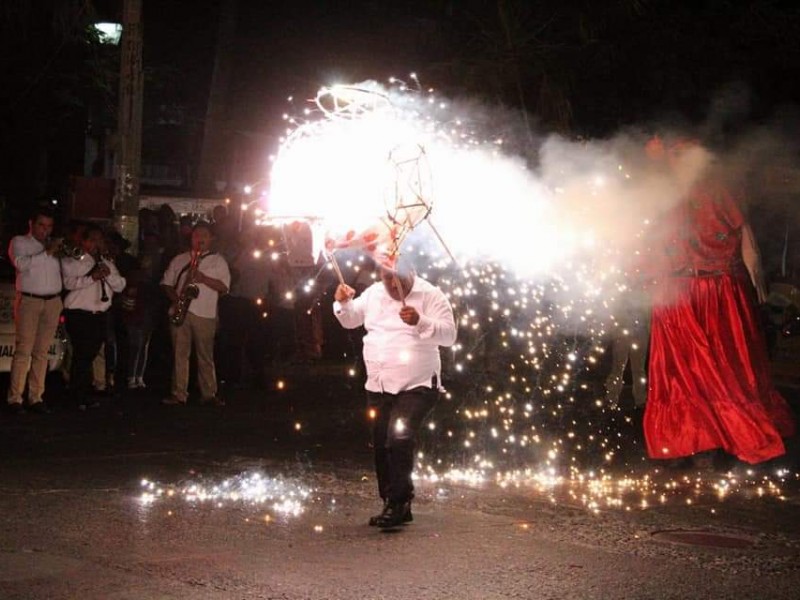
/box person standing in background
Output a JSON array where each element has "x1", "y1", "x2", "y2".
[
  {"x1": 6, "y1": 207, "x2": 63, "y2": 414},
  {"x1": 217, "y1": 228, "x2": 271, "y2": 389},
  {"x1": 285, "y1": 221, "x2": 323, "y2": 363},
  {"x1": 61, "y1": 224, "x2": 126, "y2": 410},
  {"x1": 120, "y1": 266, "x2": 156, "y2": 390},
  {"x1": 161, "y1": 222, "x2": 230, "y2": 406},
  {"x1": 105, "y1": 231, "x2": 139, "y2": 390},
  {"x1": 604, "y1": 278, "x2": 651, "y2": 410}
]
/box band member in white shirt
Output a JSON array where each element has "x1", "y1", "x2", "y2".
[
  {"x1": 61, "y1": 224, "x2": 126, "y2": 410},
  {"x1": 6, "y1": 207, "x2": 63, "y2": 414},
  {"x1": 334, "y1": 258, "x2": 456, "y2": 528},
  {"x1": 161, "y1": 221, "x2": 230, "y2": 406}
]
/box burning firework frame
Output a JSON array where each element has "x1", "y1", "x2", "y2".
[{"x1": 268, "y1": 83, "x2": 457, "y2": 286}]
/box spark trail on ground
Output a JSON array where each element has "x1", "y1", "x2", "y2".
[{"x1": 138, "y1": 473, "x2": 313, "y2": 518}]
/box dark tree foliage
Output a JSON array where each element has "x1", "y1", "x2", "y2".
[
  {"x1": 423, "y1": 0, "x2": 800, "y2": 136},
  {"x1": 0, "y1": 0, "x2": 117, "y2": 213},
  {"x1": 2, "y1": 0, "x2": 799, "y2": 217}
]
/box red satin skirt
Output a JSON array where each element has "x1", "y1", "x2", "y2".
[{"x1": 644, "y1": 273, "x2": 796, "y2": 464}]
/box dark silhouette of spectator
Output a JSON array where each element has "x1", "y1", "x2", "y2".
[
  {"x1": 157, "y1": 204, "x2": 180, "y2": 273},
  {"x1": 217, "y1": 228, "x2": 271, "y2": 388},
  {"x1": 102, "y1": 230, "x2": 137, "y2": 390},
  {"x1": 120, "y1": 266, "x2": 157, "y2": 390},
  {"x1": 178, "y1": 215, "x2": 193, "y2": 253},
  {"x1": 212, "y1": 203, "x2": 240, "y2": 266},
  {"x1": 605, "y1": 280, "x2": 650, "y2": 409}
]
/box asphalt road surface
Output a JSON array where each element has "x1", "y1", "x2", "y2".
[{"x1": 1, "y1": 365, "x2": 799, "y2": 599}]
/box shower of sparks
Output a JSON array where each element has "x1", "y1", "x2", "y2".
[
  {"x1": 417, "y1": 463, "x2": 797, "y2": 514},
  {"x1": 138, "y1": 472, "x2": 313, "y2": 518},
  {"x1": 230, "y1": 76, "x2": 800, "y2": 513}
]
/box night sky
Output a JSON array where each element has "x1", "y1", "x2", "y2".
[{"x1": 1, "y1": 0, "x2": 799, "y2": 213}]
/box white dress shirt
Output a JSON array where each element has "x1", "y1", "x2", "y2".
[
  {"x1": 9, "y1": 235, "x2": 62, "y2": 295},
  {"x1": 62, "y1": 255, "x2": 126, "y2": 312},
  {"x1": 161, "y1": 251, "x2": 231, "y2": 319},
  {"x1": 334, "y1": 277, "x2": 457, "y2": 394}
]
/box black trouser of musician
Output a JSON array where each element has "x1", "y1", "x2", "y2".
[
  {"x1": 64, "y1": 309, "x2": 107, "y2": 405},
  {"x1": 367, "y1": 385, "x2": 438, "y2": 504}
]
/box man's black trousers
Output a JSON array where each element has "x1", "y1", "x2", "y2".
[
  {"x1": 367, "y1": 386, "x2": 438, "y2": 504},
  {"x1": 64, "y1": 309, "x2": 107, "y2": 403}
]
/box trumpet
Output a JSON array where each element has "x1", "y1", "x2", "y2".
[
  {"x1": 90, "y1": 252, "x2": 110, "y2": 303},
  {"x1": 170, "y1": 250, "x2": 201, "y2": 326},
  {"x1": 47, "y1": 237, "x2": 85, "y2": 260}
]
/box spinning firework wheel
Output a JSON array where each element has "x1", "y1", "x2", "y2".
[
  {"x1": 280, "y1": 81, "x2": 456, "y2": 279},
  {"x1": 315, "y1": 85, "x2": 391, "y2": 120}
]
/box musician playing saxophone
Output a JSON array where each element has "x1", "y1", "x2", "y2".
[
  {"x1": 61, "y1": 224, "x2": 126, "y2": 410},
  {"x1": 160, "y1": 221, "x2": 230, "y2": 406}
]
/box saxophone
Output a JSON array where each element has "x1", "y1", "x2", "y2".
[{"x1": 170, "y1": 250, "x2": 201, "y2": 326}]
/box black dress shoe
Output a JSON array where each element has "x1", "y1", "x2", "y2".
[
  {"x1": 375, "y1": 501, "x2": 413, "y2": 529},
  {"x1": 368, "y1": 501, "x2": 390, "y2": 527},
  {"x1": 27, "y1": 402, "x2": 51, "y2": 414},
  {"x1": 6, "y1": 403, "x2": 25, "y2": 415},
  {"x1": 200, "y1": 396, "x2": 226, "y2": 407}
]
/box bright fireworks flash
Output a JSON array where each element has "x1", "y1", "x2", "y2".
[{"x1": 268, "y1": 80, "x2": 563, "y2": 276}]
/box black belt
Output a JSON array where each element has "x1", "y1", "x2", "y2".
[
  {"x1": 21, "y1": 292, "x2": 60, "y2": 300},
  {"x1": 64, "y1": 308, "x2": 106, "y2": 315}
]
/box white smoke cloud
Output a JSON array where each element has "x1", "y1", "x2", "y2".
[{"x1": 268, "y1": 81, "x2": 715, "y2": 285}]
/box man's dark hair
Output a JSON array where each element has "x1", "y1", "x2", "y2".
[
  {"x1": 79, "y1": 222, "x2": 103, "y2": 240},
  {"x1": 192, "y1": 220, "x2": 214, "y2": 235},
  {"x1": 29, "y1": 206, "x2": 55, "y2": 223},
  {"x1": 213, "y1": 204, "x2": 227, "y2": 220}
]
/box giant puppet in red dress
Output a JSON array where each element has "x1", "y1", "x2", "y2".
[{"x1": 643, "y1": 155, "x2": 795, "y2": 465}]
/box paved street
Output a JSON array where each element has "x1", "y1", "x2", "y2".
[{"x1": 1, "y1": 365, "x2": 799, "y2": 599}]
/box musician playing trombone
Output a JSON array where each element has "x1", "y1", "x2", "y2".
[
  {"x1": 160, "y1": 221, "x2": 230, "y2": 406},
  {"x1": 62, "y1": 223, "x2": 126, "y2": 410}
]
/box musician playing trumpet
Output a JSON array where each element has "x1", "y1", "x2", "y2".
[
  {"x1": 6, "y1": 207, "x2": 63, "y2": 414},
  {"x1": 160, "y1": 221, "x2": 230, "y2": 406},
  {"x1": 61, "y1": 224, "x2": 126, "y2": 410}
]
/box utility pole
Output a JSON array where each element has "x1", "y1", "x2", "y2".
[
  {"x1": 196, "y1": 0, "x2": 238, "y2": 195},
  {"x1": 113, "y1": 0, "x2": 143, "y2": 247}
]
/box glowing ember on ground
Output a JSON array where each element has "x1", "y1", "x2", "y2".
[
  {"x1": 138, "y1": 472, "x2": 313, "y2": 518},
  {"x1": 416, "y1": 465, "x2": 797, "y2": 514}
]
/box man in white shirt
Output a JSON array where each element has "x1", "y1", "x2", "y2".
[
  {"x1": 61, "y1": 223, "x2": 126, "y2": 410},
  {"x1": 334, "y1": 260, "x2": 456, "y2": 528},
  {"x1": 161, "y1": 222, "x2": 230, "y2": 406},
  {"x1": 6, "y1": 207, "x2": 63, "y2": 414}
]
